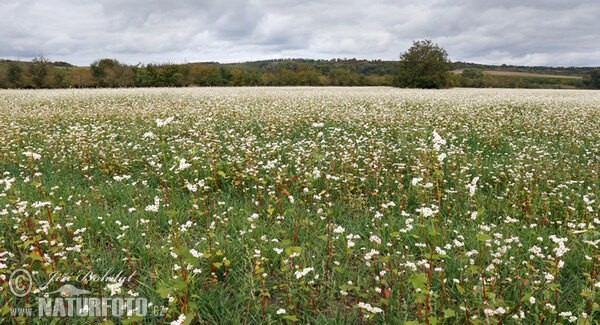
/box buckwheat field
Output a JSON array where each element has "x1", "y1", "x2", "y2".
[{"x1": 2, "y1": 87, "x2": 600, "y2": 324}]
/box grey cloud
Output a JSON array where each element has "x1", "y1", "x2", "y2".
[{"x1": 0, "y1": 0, "x2": 599, "y2": 66}]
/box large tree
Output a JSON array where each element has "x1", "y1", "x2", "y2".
[{"x1": 394, "y1": 39, "x2": 451, "y2": 89}]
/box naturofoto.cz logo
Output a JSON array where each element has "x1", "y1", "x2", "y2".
[{"x1": 7, "y1": 268, "x2": 167, "y2": 319}]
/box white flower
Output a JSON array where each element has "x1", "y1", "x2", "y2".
[
  {"x1": 156, "y1": 116, "x2": 174, "y2": 127},
  {"x1": 466, "y1": 177, "x2": 479, "y2": 197},
  {"x1": 276, "y1": 308, "x2": 286, "y2": 315},
  {"x1": 142, "y1": 131, "x2": 155, "y2": 139},
  {"x1": 333, "y1": 226, "x2": 345, "y2": 233},
  {"x1": 190, "y1": 249, "x2": 203, "y2": 258},
  {"x1": 369, "y1": 235, "x2": 381, "y2": 244},
  {"x1": 294, "y1": 267, "x2": 314, "y2": 279},
  {"x1": 437, "y1": 152, "x2": 447, "y2": 163},
  {"x1": 23, "y1": 152, "x2": 42, "y2": 160},
  {"x1": 106, "y1": 282, "x2": 123, "y2": 296},
  {"x1": 170, "y1": 314, "x2": 186, "y2": 325},
  {"x1": 178, "y1": 158, "x2": 191, "y2": 171},
  {"x1": 529, "y1": 296, "x2": 535, "y2": 304}
]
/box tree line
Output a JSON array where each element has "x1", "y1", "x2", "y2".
[
  {"x1": 1, "y1": 52, "x2": 598, "y2": 89},
  {"x1": 0, "y1": 57, "x2": 394, "y2": 89}
]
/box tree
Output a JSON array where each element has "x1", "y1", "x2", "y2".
[
  {"x1": 7, "y1": 62, "x2": 24, "y2": 88},
  {"x1": 67, "y1": 68, "x2": 93, "y2": 88},
  {"x1": 30, "y1": 56, "x2": 50, "y2": 88},
  {"x1": 90, "y1": 58, "x2": 134, "y2": 87},
  {"x1": 460, "y1": 68, "x2": 484, "y2": 87},
  {"x1": 394, "y1": 40, "x2": 451, "y2": 89},
  {"x1": 582, "y1": 69, "x2": 600, "y2": 89}
]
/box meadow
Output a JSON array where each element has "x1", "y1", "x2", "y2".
[{"x1": 1, "y1": 87, "x2": 600, "y2": 324}]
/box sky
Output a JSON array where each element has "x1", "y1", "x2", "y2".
[{"x1": 1, "y1": 0, "x2": 599, "y2": 67}]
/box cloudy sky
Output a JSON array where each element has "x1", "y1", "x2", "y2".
[{"x1": 1, "y1": 0, "x2": 599, "y2": 67}]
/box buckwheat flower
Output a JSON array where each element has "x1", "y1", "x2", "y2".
[
  {"x1": 411, "y1": 177, "x2": 423, "y2": 186},
  {"x1": 142, "y1": 131, "x2": 156, "y2": 139},
  {"x1": 178, "y1": 158, "x2": 191, "y2": 171},
  {"x1": 432, "y1": 131, "x2": 446, "y2": 151},
  {"x1": 273, "y1": 248, "x2": 283, "y2": 255},
  {"x1": 145, "y1": 204, "x2": 159, "y2": 212},
  {"x1": 106, "y1": 282, "x2": 123, "y2": 295},
  {"x1": 170, "y1": 314, "x2": 186, "y2": 325},
  {"x1": 156, "y1": 116, "x2": 174, "y2": 127},
  {"x1": 467, "y1": 177, "x2": 479, "y2": 197},
  {"x1": 295, "y1": 267, "x2": 314, "y2": 279},
  {"x1": 529, "y1": 296, "x2": 535, "y2": 304},
  {"x1": 23, "y1": 152, "x2": 41, "y2": 160},
  {"x1": 288, "y1": 195, "x2": 294, "y2": 203},
  {"x1": 333, "y1": 226, "x2": 345, "y2": 233},
  {"x1": 276, "y1": 308, "x2": 286, "y2": 315},
  {"x1": 190, "y1": 249, "x2": 203, "y2": 258},
  {"x1": 369, "y1": 235, "x2": 381, "y2": 244},
  {"x1": 437, "y1": 152, "x2": 447, "y2": 163},
  {"x1": 417, "y1": 207, "x2": 434, "y2": 218}
]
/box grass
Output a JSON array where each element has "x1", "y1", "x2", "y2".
[{"x1": 1, "y1": 87, "x2": 600, "y2": 324}]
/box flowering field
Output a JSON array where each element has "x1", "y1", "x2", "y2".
[{"x1": 2, "y1": 87, "x2": 600, "y2": 324}]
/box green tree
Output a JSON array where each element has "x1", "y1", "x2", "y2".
[
  {"x1": 460, "y1": 68, "x2": 484, "y2": 87},
  {"x1": 7, "y1": 62, "x2": 24, "y2": 88},
  {"x1": 90, "y1": 58, "x2": 134, "y2": 87},
  {"x1": 461, "y1": 68, "x2": 483, "y2": 79},
  {"x1": 582, "y1": 69, "x2": 600, "y2": 89},
  {"x1": 394, "y1": 40, "x2": 451, "y2": 89},
  {"x1": 30, "y1": 56, "x2": 50, "y2": 88}
]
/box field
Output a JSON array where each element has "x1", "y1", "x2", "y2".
[
  {"x1": 452, "y1": 70, "x2": 583, "y2": 79},
  {"x1": 2, "y1": 87, "x2": 600, "y2": 324}
]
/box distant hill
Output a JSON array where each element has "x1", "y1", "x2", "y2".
[{"x1": 195, "y1": 58, "x2": 399, "y2": 76}]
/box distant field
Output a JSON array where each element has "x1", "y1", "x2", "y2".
[{"x1": 452, "y1": 69, "x2": 583, "y2": 79}]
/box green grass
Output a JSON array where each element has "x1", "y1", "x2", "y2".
[{"x1": 1, "y1": 87, "x2": 600, "y2": 324}]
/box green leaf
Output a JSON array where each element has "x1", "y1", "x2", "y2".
[
  {"x1": 443, "y1": 308, "x2": 456, "y2": 318},
  {"x1": 333, "y1": 267, "x2": 344, "y2": 273},
  {"x1": 283, "y1": 315, "x2": 299, "y2": 321},
  {"x1": 476, "y1": 233, "x2": 492, "y2": 242},
  {"x1": 121, "y1": 315, "x2": 144, "y2": 324},
  {"x1": 285, "y1": 246, "x2": 302, "y2": 256},
  {"x1": 2, "y1": 302, "x2": 9, "y2": 316},
  {"x1": 184, "y1": 312, "x2": 195, "y2": 325},
  {"x1": 156, "y1": 286, "x2": 174, "y2": 298},
  {"x1": 408, "y1": 273, "x2": 428, "y2": 290}
]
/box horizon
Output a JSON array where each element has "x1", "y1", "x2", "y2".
[{"x1": 3, "y1": 57, "x2": 599, "y2": 69}]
